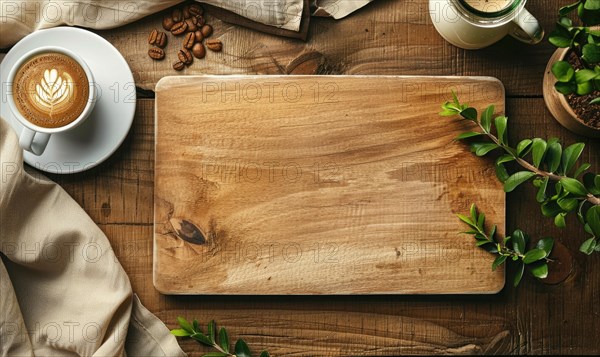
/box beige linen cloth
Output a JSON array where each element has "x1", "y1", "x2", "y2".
[
  {"x1": 0, "y1": 118, "x2": 186, "y2": 356},
  {"x1": 0, "y1": 0, "x2": 374, "y2": 48}
]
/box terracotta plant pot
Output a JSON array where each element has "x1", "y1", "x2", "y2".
[{"x1": 543, "y1": 47, "x2": 600, "y2": 138}]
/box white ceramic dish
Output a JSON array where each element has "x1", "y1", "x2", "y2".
[{"x1": 0, "y1": 27, "x2": 136, "y2": 174}]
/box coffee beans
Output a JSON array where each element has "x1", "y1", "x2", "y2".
[
  {"x1": 178, "y1": 48, "x2": 193, "y2": 65},
  {"x1": 200, "y1": 24, "x2": 213, "y2": 38},
  {"x1": 192, "y1": 43, "x2": 206, "y2": 59},
  {"x1": 148, "y1": 29, "x2": 167, "y2": 48},
  {"x1": 173, "y1": 61, "x2": 185, "y2": 71},
  {"x1": 148, "y1": 47, "x2": 165, "y2": 60},
  {"x1": 189, "y1": 4, "x2": 203, "y2": 16},
  {"x1": 185, "y1": 17, "x2": 198, "y2": 32},
  {"x1": 147, "y1": 3, "x2": 222, "y2": 69},
  {"x1": 162, "y1": 15, "x2": 175, "y2": 31},
  {"x1": 183, "y1": 32, "x2": 195, "y2": 49},
  {"x1": 205, "y1": 39, "x2": 222, "y2": 52},
  {"x1": 171, "y1": 21, "x2": 188, "y2": 36}
]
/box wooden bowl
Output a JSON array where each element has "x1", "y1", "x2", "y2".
[{"x1": 543, "y1": 47, "x2": 600, "y2": 138}]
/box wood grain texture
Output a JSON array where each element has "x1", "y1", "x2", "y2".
[
  {"x1": 153, "y1": 75, "x2": 505, "y2": 294},
  {"x1": 49, "y1": 98, "x2": 600, "y2": 355},
  {"x1": 96, "y1": 0, "x2": 561, "y2": 96}
]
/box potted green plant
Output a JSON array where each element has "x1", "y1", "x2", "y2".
[{"x1": 543, "y1": 0, "x2": 600, "y2": 138}]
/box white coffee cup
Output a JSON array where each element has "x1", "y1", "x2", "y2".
[
  {"x1": 6, "y1": 46, "x2": 97, "y2": 156},
  {"x1": 429, "y1": 0, "x2": 544, "y2": 49}
]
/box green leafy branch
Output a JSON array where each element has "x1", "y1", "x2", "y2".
[
  {"x1": 171, "y1": 317, "x2": 269, "y2": 357},
  {"x1": 459, "y1": 204, "x2": 554, "y2": 286},
  {"x1": 549, "y1": 0, "x2": 600, "y2": 102},
  {"x1": 441, "y1": 92, "x2": 600, "y2": 254}
]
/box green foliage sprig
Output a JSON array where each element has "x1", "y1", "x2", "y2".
[
  {"x1": 549, "y1": 0, "x2": 600, "y2": 102},
  {"x1": 459, "y1": 204, "x2": 554, "y2": 286},
  {"x1": 171, "y1": 317, "x2": 269, "y2": 357},
  {"x1": 441, "y1": 92, "x2": 600, "y2": 254}
]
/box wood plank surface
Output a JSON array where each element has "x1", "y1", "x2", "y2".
[
  {"x1": 50, "y1": 98, "x2": 600, "y2": 355},
  {"x1": 153, "y1": 75, "x2": 505, "y2": 295},
  {"x1": 15, "y1": 0, "x2": 599, "y2": 354},
  {"x1": 97, "y1": 0, "x2": 561, "y2": 96}
]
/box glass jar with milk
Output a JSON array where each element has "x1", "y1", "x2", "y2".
[{"x1": 429, "y1": 0, "x2": 544, "y2": 49}]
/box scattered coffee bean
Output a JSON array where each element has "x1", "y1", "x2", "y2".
[
  {"x1": 200, "y1": 24, "x2": 213, "y2": 38},
  {"x1": 171, "y1": 21, "x2": 188, "y2": 36},
  {"x1": 189, "y1": 4, "x2": 203, "y2": 16},
  {"x1": 178, "y1": 48, "x2": 193, "y2": 65},
  {"x1": 205, "y1": 39, "x2": 222, "y2": 52},
  {"x1": 162, "y1": 15, "x2": 175, "y2": 31},
  {"x1": 195, "y1": 15, "x2": 206, "y2": 27},
  {"x1": 148, "y1": 29, "x2": 158, "y2": 45},
  {"x1": 183, "y1": 32, "x2": 195, "y2": 49},
  {"x1": 156, "y1": 31, "x2": 167, "y2": 47},
  {"x1": 173, "y1": 61, "x2": 185, "y2": 71},
  {"x1": 185, "y1": 17, "x2": 198, "y2": 32},
  {"x1": 182, "y1": 5, "x2": 191, "y2": 19},
  {"x1": 194, "y1": 30, "x2": 204, "y2": 42},
  {"x1": 192, "y1": 42, "x2": 206, "y2": 59},
  {"x1": 148, "y1": 47, "x2": 165, "y2": 60},
  {"x1": 172, "y1": 8, "x2": 183, "y2": 22}
]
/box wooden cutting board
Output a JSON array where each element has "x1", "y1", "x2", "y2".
[{"x1": 154, "y1": 75, "x2": 506, "y2": 295}]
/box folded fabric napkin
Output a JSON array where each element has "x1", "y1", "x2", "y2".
[
  {"x1": 0, "y1": 0, "x2": 375, "y2": 48},
  {"x1": 0, "y1": 118, "x2": 185, "y2": 356}
]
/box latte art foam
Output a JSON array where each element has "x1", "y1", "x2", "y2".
[
  {"x1": 463, "y1": 0, "x2": 513, "y2": 13},
  {"x1": 12, "y1": 52, "x2": 89, "y2": 128}
]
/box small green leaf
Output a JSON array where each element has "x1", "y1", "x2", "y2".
[
  {"x1": 554, "y1": 213, "x2": 567, "y2": 228},
  {"x1": 536, "y1": 176, "x2": 550, "y2": 203},
  {"x1": 512, "y1": 230, "x2": 526, "y2": 255},
  {"x1": 575, "y1": 68, "x2": 599, "y2": 83},
  {"x1": 497, "y1": 154, "x2": 515, "y2": 165},
  {"x1": 577, "y1": 81, "x2": 594, "y2": 95},
  {"x1": 552, "y1": 61, "x2": 575, "y2": 82},
  {"x1": 560, "y1": 177, "x2": 588, "y2": 196},
  {"x1": 480, "y1": 105, "x2": 494, "y2": 132},
  {"x1": 495, "y1": 162, "x2": 510, "y2": 182},
  {"x1": 455, "y1": 132, "x2": 483, "y2": 140},
  {"x1": 235, "y1": 339, "x2": 252, "y2": 357},
  {"x1": 458, "y1": 214, "x2": 475, "y2": 227},
  {"x1": 555, "y1": 81, "x2": 577, "y2": 94},
  {"x1": 492, "y1": 255, "x2": 507, "y2": 271},
  {"x1": 191, "y1": 333, "x2": 214, "y2": 346},
  {"x1": 178, "y1": 317, "x2": 194, "y2": 334},
  {"x1": 583, "y1": 173, "x2": 600, "y2": 195},
  {"x1": 582, "y1": 43, "x2": 600, "y2": 63},
  {"x1": 477, "y1": 212, "x2": 485, "y2": 230},
  {"x1": 207, "y1": 320, "x2": 216, "y2": 344},
  {"x1": 202, "y1": 353, "x2": 228, "y2": 357},
  {"x1": 536, "y1": 238, "x2": 554, "y2": 257},
  {"x1": 461, "y1": 107, "x2": 478, "y2": 121},
  {"x1": 171, "y1": 328, "x2": 192, "y2": 337},
  {"x1": 557, "y1": 197, "x2": 578, "y2": 212},
  {"x1": 541, "y1": 201, "x2": 563, "y2": 217},
  {"x1": 573, "y1": 163, "x2": 591, "y2": 178},
  {"x1": 529, "y1": 262, "x2": 549, "y2": 279},
  {"x1": 260, "y1": 351, "x2": 271, "y2": 357},
  {"x1": 580, "y1": 238, "x2": 597, "y2": 255},
  {"x1": 561, "y1": 143, "x2": 585, "y2": 175},
  {"x1": 532, "y1": 138, "x2": 547, "y2": 168},
  {"x1": 193, "y1": 319, "x2": 200, "y2": 333},
  {"x1": 470, "y1": 203, "x2": 477, "y2": 222},
  {"x1": 559, "y1": 2, "x2": 581, "y2": 15},
  {"x1": 545, "y1": 140, "x2": 562, "y2": 173},
  {"x1": 585, "y1": 0, "x2": 600, "y2": 10},
  {"x1": 219, "y1": 328, "x2": 230, "y2": 353},
  {"x1": 494, "y1": 116, "x2": 508, "y2": 145},
  {"x1": 516, "y1": 139, "x2": 533, "y2": 157},
  {"x1": 591, "y1": 97, "x2": 600, "y2": 104},
  {"x1": 523, "y1": 248, "x2": 547, "y2": 264},
  {"x1": 504, "y1": 171, "x2": 537, "y2": 192},
  {"x1": 586, "y1": 206, "x2": 600, "y2": 237},
  {"x1": 471, "y1": 142, "x2": 499, "y2": 156},
  {"x1": 514, "y1": 262, "x2": 525, "y2": 287}
]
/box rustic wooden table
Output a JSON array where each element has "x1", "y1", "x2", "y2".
[{"x1": 18, "y1": 0, "x2": 600, "y2": 355}]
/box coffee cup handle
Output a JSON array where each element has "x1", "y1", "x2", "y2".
[
  {"x1": 19, "y1": 127, "x2": 51, "y2": 156},
  {"x1": 510, "y1": 8, "x2": 544, "y2": 45}
]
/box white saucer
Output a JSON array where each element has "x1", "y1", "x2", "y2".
[{"x1": 0, "y1": 27, "x2": 136, "y2": 174}]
